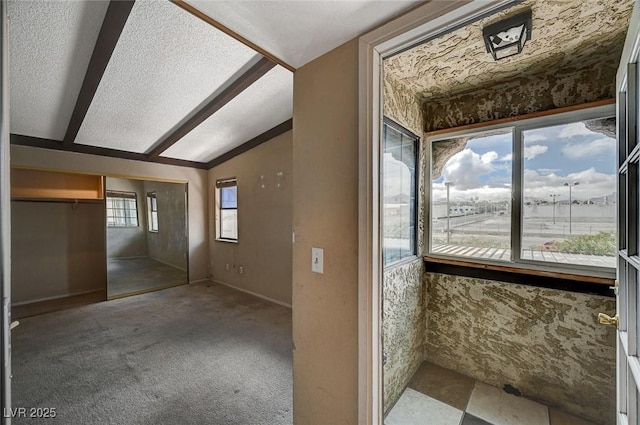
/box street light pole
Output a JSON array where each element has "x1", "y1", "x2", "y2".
[
  {"x1": 549, "y1": 194, "x2": 560, "y2": 225},
  {"x1": 564, "y1": 182, "x2": 579, "y2": 234},
  {"x1": 445, "y1": 182, "x2": 452, "y2": 243}
]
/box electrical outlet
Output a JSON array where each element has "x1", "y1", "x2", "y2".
[
  {"x1": 225, "y1": 263, "x2": 230, "y2": 271},
  {"x1": 239, "y1": 266, "x2": 244, "y2": 274}
]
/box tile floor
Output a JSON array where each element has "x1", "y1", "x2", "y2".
[{"x1": 385, "y1": 362, "x2": 598, "y2": 425}]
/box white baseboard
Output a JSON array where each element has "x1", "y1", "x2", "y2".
[
  {"x1": 12, "y1": 289, "x2": 104, "y2": 306},
  {"x1": 210, "y1": 279, "x2": 292, "y2": 309}
]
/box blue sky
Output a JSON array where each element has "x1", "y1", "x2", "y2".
[{"x1": 432, "y1": 121, "x2": 617, "y2": 203}]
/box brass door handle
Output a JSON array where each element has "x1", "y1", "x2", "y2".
[{"x1": 598, "y1": 313, "x2": 619, "y2": 328}]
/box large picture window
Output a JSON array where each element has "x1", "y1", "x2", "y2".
[
  {"x1": 216, "y1": 178, "x2": 238, "y2": 242},
  {"x1": 106, "y1": 191, "x2": 139, "y2": 227},
  {"x1": 429, "y1": 105, "x2": 616, "y2": 276},
  {"x1": 383, "y1": 118, "x2": 418, "y2": 267}
]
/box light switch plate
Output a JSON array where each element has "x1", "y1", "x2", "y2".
[{"x1": 311, "y1": 247, "x2": 324, "y2": 274}]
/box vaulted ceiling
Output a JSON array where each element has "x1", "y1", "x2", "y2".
[{"x1": 7, "y1": 0, "x2": 419, "y2": 169}]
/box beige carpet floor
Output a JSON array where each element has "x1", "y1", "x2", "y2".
[{"x1": 11, "y1": 282, "x2": 293, "y2": 424}]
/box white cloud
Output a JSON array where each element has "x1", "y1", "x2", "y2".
[
  {"x1": 440, "y1": 148, "x2": 499, "y2": 190},
  {"x1": 562, "y1": 137, "x2": 615, "y2": 159},
  {"x1": 499, "y1": 145, "x2": 547, "y2": 161},
  {"x1": 523, "y1": 167, "x2": 615, "y2": 200},
  {"x1": 558, "y1": 122, "x2": 594, "y2": 138},
  {"x1": 524, "y1": 144, "x2": 548, "y2": 160},
  {"x1": 538, "y1": 168, "x2": 560, "y2": 175},
  {"x1": 524, "y1": 133, "x2": 547, "y2": 144},
  {"x1": 480, "y1": 151, "x2": 498, "y2": 164}
]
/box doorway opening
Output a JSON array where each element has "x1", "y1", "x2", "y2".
[{"x1": 359, "y1": 1, "x2": 630, "y2": 424}]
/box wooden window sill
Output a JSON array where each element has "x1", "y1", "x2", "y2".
[{"x1": 424, "y1": 256, "x2": 615, "y2": 296}]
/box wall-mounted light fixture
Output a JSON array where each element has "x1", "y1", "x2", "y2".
[{"x1": 482, "y1": 9, "x2": 532, "y2": 61}]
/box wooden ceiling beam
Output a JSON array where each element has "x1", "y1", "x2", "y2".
[
  {"x1": 12, "y1": 134, "x2": 208, "y2": 170},
  {"x1": 171, "y1": 0, "x2": 295, "y2": 73},
  {"x1": 206, "y1": 118, "x2": 292, "y2": 169},
  {"x1": 146, "y1": 56, "x2": 276, "y2": 159},
  {"x1": 63, "y1": 0, "x2": 135, "y2": 148},
  {"x1": 12, "y1": 118, "x2": 293, "y2": 171}
]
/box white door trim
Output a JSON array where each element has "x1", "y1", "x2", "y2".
[
  {"x1": 357, "y1": 1, "x2": 518, "y2": 423},
  {"x1": 1, "y1": 0, "x2": 11, "y2": 423}
]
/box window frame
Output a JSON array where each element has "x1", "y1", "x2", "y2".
[
  {"x1": 382, "y1": 117, "x2": 420, "y2": 268},
  {"x1": 105, "y1": 190, "x2": 139, "y2": 228},
  {"x1": 147, "y1": 192, "x2": 158, "y2": 233},
  {"x1": 426, "y1": 103, "x2": 617, "y2": 280},
  {"x1": 216, "y1": 178, "x2": 238, "y2": 243}
]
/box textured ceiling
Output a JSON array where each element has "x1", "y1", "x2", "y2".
[
  {"x1": 162, "y1": 65, "x2": 293, "y2": 163},
  {"x1": 6, "y1": 0, "x2": 428, "y2": 166},
  {"x1": 8, "y1": 0, "x2": 634, "y2": 166},
  {"x1": 8, "y1": 0, "x2": 296, "y2": 165},
  {"x1": 74, "y1": 0, "x2": 260, "y2": 154},
  {"x1": 185, "y1": 0, "x2": 421, "y2": 69},
  {"x1": 385, "y1": 0, "x2": 634, "y2": 102},
  {"x1": 8, "y1": 0, "x2": 109, "y2": 140}
]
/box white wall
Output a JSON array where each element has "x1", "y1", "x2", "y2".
[
  {"x1": 208, "y1": 131, "x2": 292, "y2": 306},
  {"x1": 11, "y1": 145, "x2": 209, "y2": 282},
  {"x1": 293, "y1": 40, "x2": 359, "y2": 424}
]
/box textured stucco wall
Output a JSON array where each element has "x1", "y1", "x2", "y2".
[
  {"x1": 382, "y1": 0, "x2": 632, "y2": 132},
  {"x1": 384, "y1": 75, "x2": 423, "y2": 137},
  {"x1": 382, "y1": 69, "x2": 427, "y2": 413},
  {"x1": 382, "y1": 260, "x2": 425, "y2": 413},
  {"x1": 422, "y1": 41, "x2": 622, "y2": 132},
  {"x1": 425, "y1": 273, "x2": 616, "y2": 425}
]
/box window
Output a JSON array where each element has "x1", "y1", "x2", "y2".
[
  {"x1": 383, "y1": 119, "x2": 418, "y2": 266},
  {"x1": 106, "y1": 191, "x2": 139, "y2": 227},
  {"x1": 147, "y1": 192, "x2": 158, "y2": 232},
  {"x1": 216, "y1": 178, "x2": 238, "y2": 241},
  {"x1": 429, "y1": 105, "x2": 616, "y2": 275}
]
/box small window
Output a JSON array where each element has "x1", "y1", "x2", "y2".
[
  {"x1": 147, "y1": 192, "x2": 158, "y2": 232},
  {"x1": 106, "y1": 190, "x2": 138, "y2": 227},
  {"x1": 382, "y1": 119, "x2": 418, "y2": 267},
  {"x1": 216, "y1": 178, "x2": 238, "y2": 241}
]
